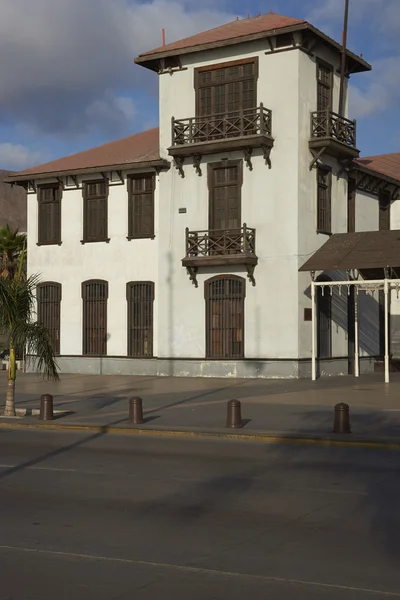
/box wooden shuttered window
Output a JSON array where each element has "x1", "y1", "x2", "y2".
[
  {"x1": 82, "y1": 280, "x2": 108, "y2": 356},
  {"x1": 127, "y1": 282, "x2": 154, "y2": 358},
  {"x1": 83, "y1": 181, "x2": 108, "y2": 243},
  {"x1": 317, "y1": 62, "x2": 333, "y2": 112},
  {"x1": 196, "y1": 59, "x2": 257, "y2": 117},
  {"x1": 38, "y1": 185, "x2": 62, "y2": 245},
  {"x1": 379, "y1": 190, "x2": 391, "y2": 231},
  {"x1": 208, "y1": 161, "x2": 242, "y2": 231},
  {"x1": 205, "y1": 276, "x2": 245, "y2": 359},
  {"x1": 347, "y1": 177, "x2": 356, "y2": 233},
  {"x1": 37, "y1": 282, "x2": 61, "y2": 355},
  {"x1": 317, "y1": 166, "x2": 332, "y2": 235},
  {"x1": 128, "y1": 175, "x2": 155, "y2": 239}
]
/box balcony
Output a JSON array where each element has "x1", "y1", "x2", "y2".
[
  {"x1": 169, "y1": 105, "x2": 274, "y2": 174},
  {"x1": 309, "y1": 109, "x2": 359, "y2": 167},
  {"x1": 182, "y1": 224, "x2": 258, "y2": 286}
]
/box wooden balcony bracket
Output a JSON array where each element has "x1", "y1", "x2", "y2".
[
  {"x1": 192, "y1": 154, "x2": 202, "y2": 176},
  {"x1": 244, "y1": 148, "x2": 253, "y2": 171},
  {"x1": 336, "y1": 159, "x2": 354, "y2": 179},
  {"x1": 186, "y1": 266, "x2": 199, "y2": 288},
  {"x1": 246, "y1": 264, "x2": 256, "y2": 286},
  {"x1": 28, "y1": 180, "x2": 37, "y2": 193},
  {"x1": 309, "y1": 146, "x2": 326, "y2": 170},
  {"x1": 262, "y1": 145, "x2": 272, "y2": 168},
  {"x1": 174, "y1": 156, "x2": 185, "y2": 178}
]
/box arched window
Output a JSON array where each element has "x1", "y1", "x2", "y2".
[
  {"x1": 82, "y1": 280, "x2": 108, "y2": 356},
  {"x1": 37, "y1": 282, "x2": 62, "y2": 355},
  {"x1": 127, "y1": 282, "x2": 154, "y2": 358},
  {"x1": 205, "y1": 276, "x2": 245, "y2": 359}
]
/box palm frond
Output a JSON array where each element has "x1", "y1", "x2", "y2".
[{"x1": 13, "y1": 321, "x2": 59, "y2": 381}]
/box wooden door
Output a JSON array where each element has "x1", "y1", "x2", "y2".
[
  {"x1": 348, "y1": 287, "x2": 355, "y2": 374},
  {"x1": 210, "y1": 164, "x2": 241, "y2": 231},
  {"x1": 317, "y1": 63, "x2": 332, "y2": 112},
  {"x1": 206, "y1": 277, "x2": 245, "y2": 359},
  {"x1": 317, "y1": 286, "x2": 332, "y2": 359}
]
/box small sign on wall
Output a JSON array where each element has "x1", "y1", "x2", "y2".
[
  {"x1": 304, "y1": 308, "x2": 312, "y2": 321},
  {"x1": 178, "y1": 208, "x2": 187, "y2": 214}
]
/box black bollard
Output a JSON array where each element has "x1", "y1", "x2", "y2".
[
  {"x1": 40, "y1": 394, "x2": 54, "y2": 421},
  {"x1": 129, "y1": 396, "x2": 144, "y2": 425},
  {"x1": 226, "y1": 399, "x2": 242, "y2": 429},
  {"x1": 333, "y1": 402, "x2": 351, "y2": 434}
]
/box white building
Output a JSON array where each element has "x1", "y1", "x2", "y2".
[{"x1": 6, "y1": 12, "x2": 400, "y2": 378}]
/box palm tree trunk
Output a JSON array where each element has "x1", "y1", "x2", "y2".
[{"x1": 4, "y1": 348, "x2": 16, "y2": 416}]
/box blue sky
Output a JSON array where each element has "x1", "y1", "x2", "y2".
[{"x1": 0, "y1": 0, "x2": 399, "y2": 171}]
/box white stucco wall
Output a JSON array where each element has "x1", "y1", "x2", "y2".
[
  {"x1": 296, "y1": 48, "x2": 349, "y2": 359},
  {"x1": 355, "y1": 189, "x2": 379, "y2": 231},
  {"x1": 28, "y1": 172, "x2": 159, "y2": 357},
  {"x1": 158, "y1": 45, "x2": 302, "y2": 360}
]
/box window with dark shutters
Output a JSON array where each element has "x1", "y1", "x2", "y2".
[
  {"x1": 317, "y1": 62, "x2": 333, "y2": 112},
  {"x1": 379, "y1": 190, "x2": 391, "y2": 231},
  {"x1": 208, "y1": 161, "x2": 242, "y2": 232},
  {"x1": 127, "y1": 282, "x2": 154, "y2": 357},
  {"x1": 205, "y1": 276, "x2": 245, "y2": 359},
  {"x1": 37, "y1": 282, "x2": 61, "y2": 355},
  {"x1": 38, "y1": 185, "x2": 62, "y2": 245},
  {"x1": 82, "y1": 181, "x2": 108, "y2": 243},
  {"x1": 196, "y1": 58, "x2": 257, "y2": 117},
  {"x1": 128, "y1": 175, "x2": 155, "y2": 239},
  {"x1": 82, "y1": 280, "x2": 108, "y2": 356},
  {"x1": 317, "y1": 166, "x2": 332, "y2": 235}
]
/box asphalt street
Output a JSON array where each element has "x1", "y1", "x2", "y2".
[{"x1": 0, "y1": 429, "x2": 399, "y2": 599}]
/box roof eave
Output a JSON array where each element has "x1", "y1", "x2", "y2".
[
  {"x1": 4, "y1": 159, "x2": 170, "y2": 184},
  {"x1": 135, "y1": 22, "x2": 371, "y2": 74},
  {"x1": 351, "y1": 162, "x2": 400, "y2": 187}
]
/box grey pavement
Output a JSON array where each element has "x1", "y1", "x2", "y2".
[
  {"x1": 0, "y1": 429, "x2": 399, "y2": 598},
  {"x1": 1, "y1": 371, "x2": 400, "y2": 440}
]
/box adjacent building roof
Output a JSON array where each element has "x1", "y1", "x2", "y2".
[
  {"x1": 299, "y1": 231, "x2": 400, "y2": 272},
  {"x1": 6, "y1": 128, "x2": 165, "y2": 183},
  {"x1": 135, "y1": 11, "x2": 371, "y2": 74},
  {"x1": 354, "y1": 153, "x2": 400, "y2": 183},
  {"x1": 0, "y1": 170, "x2": 26, "y2": 230}
]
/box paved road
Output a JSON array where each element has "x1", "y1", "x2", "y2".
[{"x1": 0, "y1": 430, "x2": 399, "y2": 599}]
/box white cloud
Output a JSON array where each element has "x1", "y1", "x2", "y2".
[
  {"x1": 0, "y1": 143, "x2": 49, "y2": 171},
  {"x1": 350, "y1": 56, "x2": 400, "y2": 118},
  {"x1": 0, "y1": 0, "x2": 236, "y2": 137},
  {"x1": 306, "y1": 0, "x2": 400, "y2": 40}
]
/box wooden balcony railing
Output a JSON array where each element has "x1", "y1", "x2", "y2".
[
  {"x1": 310, "y1": 110, "x2": 357, "y2": 148},
  {"x1": 185, "y1": 225, "x2": 256, "y2": 258},
  {"x1": 172, "y1": 105, "x2": 272, "y2": 147}
]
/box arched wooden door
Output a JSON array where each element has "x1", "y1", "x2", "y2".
[{"x1": 205, "y1": 275, "x2": 245, "y2": 359}]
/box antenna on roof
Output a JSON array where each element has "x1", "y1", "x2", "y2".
[
  {"x1": 161, "y1": 28, "x2": 166, "y2": 46},
  {"x1": 338, "y1": 0, "x2": 350, "y2": 116}
]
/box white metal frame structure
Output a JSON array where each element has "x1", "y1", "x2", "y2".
[{"x1": 310, "y1": 272, "x2": 400, "y2": 383}]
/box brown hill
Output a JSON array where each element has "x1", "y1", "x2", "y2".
[{"x1": 0, "y1": 170, "x2": 27, "y2": 231}]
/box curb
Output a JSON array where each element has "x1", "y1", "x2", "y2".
[{"x1": 0, "y1": 419, "x2": 400, "y2": 449}]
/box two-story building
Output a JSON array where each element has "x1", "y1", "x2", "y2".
[{"x1": 6, "y1": 11, "x2": 400, "y2": 379}]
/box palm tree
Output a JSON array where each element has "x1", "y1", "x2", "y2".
[
  {"x1": 0, "y1": 224, "x2": 27, "y2": 280},
  {"x1": 0, "y1": 252, "x2": 58, "y2": 416}
]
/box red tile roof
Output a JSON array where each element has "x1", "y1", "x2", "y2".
[
  {"x1": 140, "y1": 12, "x2": 304, "y2": 57},
  {"x1": 135, "y1": 11, "x2": 370, "y2": 74},
  {"x1": 8, "y1": 128, "x2": 162, "y2": 181},
  {"x1": 355, "y1": 153, "x2": 400, "y2": 183}
]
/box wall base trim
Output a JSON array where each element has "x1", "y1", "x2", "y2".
[{"x1": 26, "y1": 356, "x2": 377, "y2": 379}]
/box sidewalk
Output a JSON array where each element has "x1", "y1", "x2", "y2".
[{"x1": 1, "y1": 371, "x2": 400, "y2": 445}]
